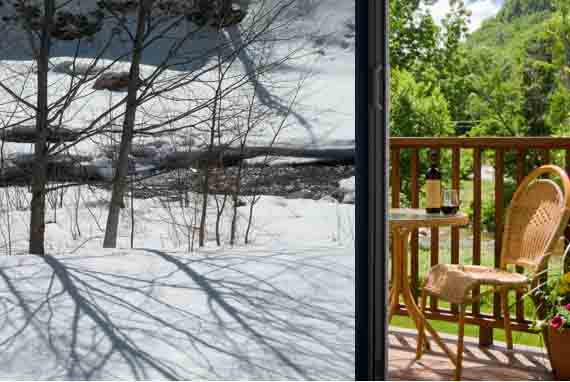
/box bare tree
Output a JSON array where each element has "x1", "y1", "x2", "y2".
[
  {"x1": 101, "y1": 0, "x2": 305, "y2": 248},
  {"x1": 28, "y1": 0, "x2": 55, "y2": 254},
  {"x1": 0, "y1": 0, "x2": 124, "y2": 253},
  {"x1": 103, "y1": 0, "x2": 155, "y2": 248},
  {"x1": 230, "y1": 83, "x2": 260, "y2": 246},
  {"x1": 0, "y1": 0, "x2": 310, "y2": 252},
  {"x1": 243, "y1": 78, "x2": 305, "y2": 245}
]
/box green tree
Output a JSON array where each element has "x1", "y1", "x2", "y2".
[
  {"x1": 497, "y1": 0, "x2": 555, "y2": 22},
  {"x1": 546, "y1": 0, "x2": 570, "y2": 133},
  {"x1": 389, "y1": 0, "x2": 440, "y2": 74},
  {"x1": 391, "y1": 69, "x2": 454, "y2": 137},
  {"x1": 554, "y1": 0, "x2": 570, "y2": 76},
  {"x1": 546, "y1": 87, "x2": 570, "y2": 133},
  {"x1": 390, "y1": 0, "x2": 471, "y2": 131},
  {"x1": 391, "y1": 68, "x2": 454, "y2": 200},
  {"x1": 466, "y1": 50, "x2": 526, "y2": 136}
]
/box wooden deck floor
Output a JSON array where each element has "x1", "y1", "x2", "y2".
[{"x1": 388, "y1": 327, "x2": 553, "y2": 381}]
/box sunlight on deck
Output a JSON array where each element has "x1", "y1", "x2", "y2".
[{"x1": 388, "y1": 327, "x2": 552, "y2": 381}]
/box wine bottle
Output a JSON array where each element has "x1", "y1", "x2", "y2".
[{"x1": 425, "y1": 149, "x2": 441, "y2": 213}]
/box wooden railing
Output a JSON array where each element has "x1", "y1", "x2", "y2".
[{"x1": 390, "y1": 137, "x2": 570, "y2": 346}]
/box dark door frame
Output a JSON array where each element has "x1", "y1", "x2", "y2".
[{"x1": 355, "y1": 0, "x2": 389, "y2": 380}]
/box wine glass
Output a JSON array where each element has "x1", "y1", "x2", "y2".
[{"x1": 442, "y1": 189, "x2": 460, "y2": 215}]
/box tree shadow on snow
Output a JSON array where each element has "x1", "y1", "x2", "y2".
[{"x1": 0, "y1": 248, "x2": 353, "y2": 379}]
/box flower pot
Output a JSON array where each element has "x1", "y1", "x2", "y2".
[{"x1": 549, "y1": 327, "x2": 570, "y2": 380}]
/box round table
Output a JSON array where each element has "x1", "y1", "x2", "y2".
[{"x1": 389, "y1": 208, "x2": 469, "y2": 359}]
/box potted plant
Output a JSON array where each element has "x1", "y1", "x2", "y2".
[{"x1": 531, "y1": 269, "x2": 570, "y2": 380}]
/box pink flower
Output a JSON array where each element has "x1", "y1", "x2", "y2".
[
  {"x1": 552, "y1": 315, "x2": 563, "y2": 330},
  {"x1": 566, "y1": 304, "x2": 570, "y2": 312}
]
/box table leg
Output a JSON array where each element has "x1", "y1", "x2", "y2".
[
  {"x1": 388, "y1": 230, "x2": 402, "y2": 322},
  {"x1": 398, "y1": 228, "x2": 458, "y2": 366}
]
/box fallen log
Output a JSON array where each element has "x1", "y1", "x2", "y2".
[
  {"x1": 0, "y1": 144, "x2": 355, "y2": 186},
  {"x1": 1, "y1": 126, "x2": 79, "y2": 143},
  {"x1": 158, "y1": 145, "x2": 355, "y2": 170}
]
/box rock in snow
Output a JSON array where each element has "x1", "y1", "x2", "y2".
[{"x1": 92, "y1": 71, "x2": 144, "y2": 91}]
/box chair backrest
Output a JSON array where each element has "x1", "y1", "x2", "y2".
[{"x1": 501, "y1": 165, "x2": 570, "y2": 273}]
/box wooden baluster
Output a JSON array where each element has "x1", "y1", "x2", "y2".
[
  {"x1": 542, "y1": 148, "x2": 551, "y2": 165},
  {"x1": 430, "y1": 149, "x2": 440, "y2": 312},
  {"x1": 516, "y1": 149, "x2": 526, "y2": 323},
  {"x1": 451, "y1": 148, "x2": 461, "y2": 315},
  {"x1": 473, "y1": 149, "x2": 491, "y2": 346},
  {"x1": 494, "y1": 150, "x2": 505, "y2": 326},
  {"x1": 516, "y1": 149, "x2": 526, "y2": 184},
  {"x1": 391, "y1": 149, "x2": 400, "y2": 208},
  {"x1": 410, "y1": 149, "x2": 420, "y2": 302}
]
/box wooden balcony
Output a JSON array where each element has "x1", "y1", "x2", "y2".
[
  {"x1": 388, "y1": 137, "x2": 570, "y2": 379},
  {"x1": 388, "y1": 327, "x2": 551, "y2": 380}
]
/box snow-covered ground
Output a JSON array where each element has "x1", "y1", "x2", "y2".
[
  {"x1": 0, "y1": 187, "x2": 355, "y2": 379},
  {"x1": 0, "y1": 250, "x2": 354, "y2": 379}
]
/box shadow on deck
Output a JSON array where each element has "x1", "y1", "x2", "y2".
[{"x1": 389, "y1": 327, "x2": 552, "y2": 381}]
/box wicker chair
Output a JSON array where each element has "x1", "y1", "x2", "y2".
[{"x1": 416, "y1": 165, "x2": 570, "y2": 381}]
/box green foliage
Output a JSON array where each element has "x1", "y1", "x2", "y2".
[
  {"x1": 466, "y1": 50, "x2": 526, "y2": 136},
  {"x1": 389, "y1": 0, "x2": 570, "y2": 195},
  {"x1": 389, "y1": 0, "x2": 440, "y2": 73},
  {"x1": 546, "y1": 86, "x2": 570, "y2": 133},
  {"x1": 531, "y1": 268, "x2": 570, "y2": 331},
  {"x1": 465, "y1": 0, "x2": 570, "y2": 141},
  {"x1": 468, "y1": 13, "x2": 548, "y2": 53},
  {"x1": 391, "y1": 69, "x2": 454, "y2": 138},
  {"x1": 479, "y1": 199, "x2": 496, "y2": 232},
  {"x1": 497, "y1": 0, "x2": 554, "y2": 23},
  {"x1": 390, "y1": 0, "x2": 471, "y2": 129},
  {"x1": 477, "y1": 179, "x2": 517, "y2": 232},
  {"x1": 390, "y1": 68, "x2": 454, "y2": 199},
  {"x1": 520, "y1": 32, "x2": 559, "y2": 136},
  {"x1": 388, "y1": 0, "x2": 482, "y2": 193}
]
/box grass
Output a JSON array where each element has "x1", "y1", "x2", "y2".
[{"x1": 390, "y1": 315, "x2": 545, "y2": 347}]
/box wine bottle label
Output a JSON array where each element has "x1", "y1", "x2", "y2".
[{"x1": 426, "y1": 180, "x2": 441, "y2": 208}]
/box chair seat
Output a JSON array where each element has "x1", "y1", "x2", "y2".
[{"x1": 424, "y1": 264, "x2": 529, "y2": 304}]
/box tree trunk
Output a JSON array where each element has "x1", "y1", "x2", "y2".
[
  {"x1": 103, "y1": 0, "x2": 152, "y2": 248},
  {"x1": 244, "y1": 195, "x2": 257, "y2": 244},
  {"x1": 198, "y1": 74, "x2": 222, "y2": 247},
  {"x1": 214, "y1": 194, "x2": 227, "y2": 246},
  {"x1": 198, "y1": 162, "x2": 209, "y2": 247},
  {"x1": 29, "y1": 0, "x2": 55, "y2": 255},
  {"x1": 130, "y1": 176, "x2": 134, "y2": 249},
  {"x1": 230, "y1": 159, "x2": 243, "y2": 246}
]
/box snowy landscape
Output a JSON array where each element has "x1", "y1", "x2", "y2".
[{"x1": 0, "y1": 0, "x2": 358, "y2": 379}]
